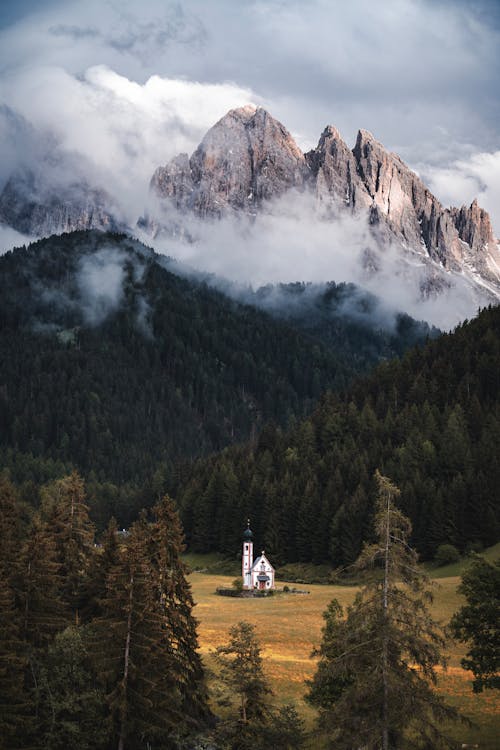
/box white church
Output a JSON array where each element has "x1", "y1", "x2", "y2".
[{"x1": 242, "y1": 521, "x2": 275, "y2": 590}]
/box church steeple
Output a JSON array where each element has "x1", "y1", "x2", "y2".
[
  {"x1": 243, "y1": 519, "x2": 253, "y2": 541},
  {"x1": 242, "y1": 519, "x2": 253, "y2": 589}
]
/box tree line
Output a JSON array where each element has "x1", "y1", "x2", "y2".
[
  {"x1": 2, "y1": 468, "x2": 496, "y2": 749},
  {"x1": 0, "y1": 471, "x2": 209, "y2": 749},
  {"x1": 0, "y1": 230, "x2": 432, "y2": 497},
  {"x1": 177, "y1": 305, "x2": 500, "y2": 564}
]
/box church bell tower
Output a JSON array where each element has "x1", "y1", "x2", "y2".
[{"x1": 242, "y1": 520, "x2": 253, "y2": 589}]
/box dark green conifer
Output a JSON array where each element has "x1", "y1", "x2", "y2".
[
  {"x1": 149, "y1": 494, "x2": 210, "y2": 725},
  {"x1": 0, "y1": 576, "x2": 27, "y2": 750},
  {"x1": 307, "y1": 472, "x2": 465, "y2": 749},
  {"x1": 94, "y1": 516, "x2": 190, "y2": 749},
  {"x1": 40, "y1": 471, "x2": 96, "y2": 624},
  {"x1": 450, "y1": 557, "x2": 500, "y2": 692},
  {"x1": 214, "y1": 621, "x2": 272, "y2": 725}
]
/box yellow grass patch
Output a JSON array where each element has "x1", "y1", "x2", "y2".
[{"x1": 190, "y1": 572, "x2": 500, "y2": 748}]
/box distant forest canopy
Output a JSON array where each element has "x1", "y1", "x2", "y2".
[
  {"x1": 177, "y1": 305, "x2": 500, "y2": 564},
  {"x1": 0, "y1": 230, "x2": 435, "y2": 528},
  {"x1": 2, "y1": 230, "x2": 498, "y2": 566}
]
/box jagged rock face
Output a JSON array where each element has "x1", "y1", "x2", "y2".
[
  {"x1": 149, "y1": 106, "x2": 499, "y2": 298},
  {"x1": 0, "y1": 169, "x2": 119, "y2": 237},
  {"x1": 450, "y1": 199, "x2": 496, "y2": 253},
  {"x1": 151, "y1": 105, "x2": 310, "y2": 217},
  {"x1": 305, "y1": 126, "x2": 371, "y2": 214},
  {"x1": 151, "y1": 108, "x2": 497, "y2": 274},
  {"x1": 350, "y1": 129, "x2": 464, "y2": 268}
]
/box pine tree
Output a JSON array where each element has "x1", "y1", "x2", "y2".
[
  {"x1": 307, "y1": 471, "x2": 464, "y2": 749},
  {"x1": 86, "y1": 517, "x2": 121, "y2": 619},
  {"x1": 214, "y1": 621, "x2": 305, "y2": 750},
  {"x1": 93, "y1": 518, "x2": 186, "y2": 749},
  {"x1": 40, "y1": 471, "x2": 96, "y2": 624},
  {"x1": 149, "y1": 494, "x2": 210, "y2": 725},
  {"x1": 17, "y1": 515, "x2": 66, "y2": 650},
  {"x1": 0, "y1": 576, "x2": 27, "y2": 750},
  {"x1": 0, "y1": 476, "x2": 25, "y2": 579},
  {"x1": 450, "y1": 557, "x2": 500, "y2": 692},
  {"x1": 214, "y1": 621, "x2": 272, "y2": 725},
  {"x1": 36, "y1": 626, "x2": 108, "y2": 750}
]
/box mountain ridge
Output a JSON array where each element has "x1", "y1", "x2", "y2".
[
  {"x1": 0, "y1": 230, "x2": 434, "y2": 502},
  {"x1": 1, "y1": 104, "x2": 499, "y2": 321},
  {"x1": 149, "y1": 105, "x2": 500, "y2": 296}
]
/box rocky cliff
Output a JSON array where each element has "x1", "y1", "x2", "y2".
[
  {"x1": 0, "y1": 168, "x2": 120, "y2": 237},
  {"x1": 151, "y1": 105, "x2": 309, "y2": 218},
  {"x1": 150, "y1": 106, "x2": 500, "y2": 292}
]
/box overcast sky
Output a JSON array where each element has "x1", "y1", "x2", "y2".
[{"x1": 0, "y1": 0, "x2": 499, "y2": 231}]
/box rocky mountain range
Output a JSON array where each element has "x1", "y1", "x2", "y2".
[
  {"x1": 0, "y1": 167, "x2": 120, "y2": 237},
  {"x1": 1, "y1": 103, "x2": 499, "y2": 313},
  {"x1": 149, "y1": 106, "x2": 500, "y2": 294}
]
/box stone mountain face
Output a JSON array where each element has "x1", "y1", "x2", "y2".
[
  {"x1": 151, "y1": 105, "x2": 309, "y2": 218},
  {"x1": 150, "y1": 106, "x2": 500, "y2": 295},
  {"x1": 0, "y1": 168, "x2": 120, "y2": 237}
]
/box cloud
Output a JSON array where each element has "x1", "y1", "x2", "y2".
[
  {"x1": 417, "y1": 150, "x2": 500, "y2": 236},
  {"x1": 0, "y1": 64, "x2": 259, "y2": 223},
  {"x1": 76, "y1": 248, "x2": 127, "y2": 325},
  {"x1": 140, "y1": 192, "x2": 490, "y2": 330},
  {"x1": 0, "y1": 224, "x2": 32, "y2": 252},
  {"x1": 1, "y1": 0, "x2": 499, "y2": 155},
  {"x1": 1, "y1": 0, "x2": 499, "y2": 195},
  {"x1": 0, "y1": 0, "x2": 498, "y2": 329}
]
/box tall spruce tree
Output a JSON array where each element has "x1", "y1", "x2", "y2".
[
  {"x1": 450, "y1": 557, "x2": 500, "y2": 692},
  {"x1": 307, "y1": 471, "x2": 464, "y2": 749},
  {"x1": 40, "y1": 471, "x2": 96, "y2": 624},
  {"x1": 94, "y1": 520, "x2": 179, "y2": 749},
  {"x1": 213, "y1": 621, "x2": 304, "y2": 750},
  {"x1": 0, "y1": 476, "x2": 27, "y2": 748},
  {"x1": 214, "y1": 621, "x2": 272, "y2": 725},
  {"x1": 0, "y1": 575, "x2": 27, "y2": 750},
  {"x1": 149, "y1": 495, "x2": 210, "y2": 725},
  {"x1": 36, "y1": 626, "x2": 108, "y2": 750},
  {"x1": 94, "y1": 508, "x2": 208, "y2": 749},
  {"x1": 17, "y1": 515, "x2": 66, "y2": 650}
]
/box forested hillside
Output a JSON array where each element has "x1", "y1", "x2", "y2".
[
  {"x1": 0, "y1": 230, "x2": 431, "y2": 521},
  {"x1": 177, "y1": 306, "x2": 500, "y2": 563},
  {"x1": 0, "y1": 473, "x2": 211, "y2": 750}
]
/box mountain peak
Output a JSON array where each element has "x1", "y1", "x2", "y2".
[
  {"x1": 147, "y1": 106, "x2": 500, "y2": 295},
  {"x1": 151, "y1": 105, "x2": 308, "y2": 218},
  {"x1": 224, "y1": 103, "x2": 259, "y2": 120}
]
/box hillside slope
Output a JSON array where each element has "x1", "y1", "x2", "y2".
[
  {"x1": 0, "y1": 230, "x2": 431, "y2": 491},
  {"x1": 177, "y1": 306, "x2": 500, "y2": 563}
]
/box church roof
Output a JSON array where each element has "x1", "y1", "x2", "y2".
[{"x1": 251, "y1": 552, "x2": 275, "y2": 572}]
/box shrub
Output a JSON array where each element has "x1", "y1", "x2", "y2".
[{"x1": 434, "y1": 544, "x2": 460, "y2": 566}]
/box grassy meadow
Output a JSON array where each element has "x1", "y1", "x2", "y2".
[{"x1": 189, "y1": 560, "x2": 500, "y2": 748}]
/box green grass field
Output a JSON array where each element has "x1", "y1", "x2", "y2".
[{"x1": 189, "y1": 562, "x2": 500, "y2": 748}]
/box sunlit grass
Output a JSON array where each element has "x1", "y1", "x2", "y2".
[
  {"x1": 191, "y1": 570, "x2": 500, "y2": 748},
  {"x1": 423, "y1": 541, "x2": 500, "y2": 579}
]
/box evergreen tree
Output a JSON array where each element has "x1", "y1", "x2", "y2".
[
  {"x1": 17, "y1": 515, "x2": 66, "y2": 650},
  {"x1": 214, "y1": 621, "x2": 304, "y2": 750},
  {"x1": 86, "y1": 517, "x2": 121, "y2": 619},
  {"x1": 149, "y1": 494, "x2": 210, "y2": 725},
  {"x1": 40, "y1": 471, "x2": 96, "y2": 624},
  {"x1": 307, "y1": 472, "x2": 464, "y2": 749},
  {"x1": 214, "y1": 621, "x2": 272, "y2": 725},
  {"x1": 0, "y1": 476, "x2": 25, "y2": 580},
  {"x1": 93, "y1": 518, "x2": 191, "y2": 749},
  {"x1": 450, "y1": 557, "x2": 500, "y2": 692},
  {"x1": 37, "y1": 626, "x2": 108, "y2": 750},
  {"x1": 0, "y1": 576, "x2": 27, "y2": 750}
]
